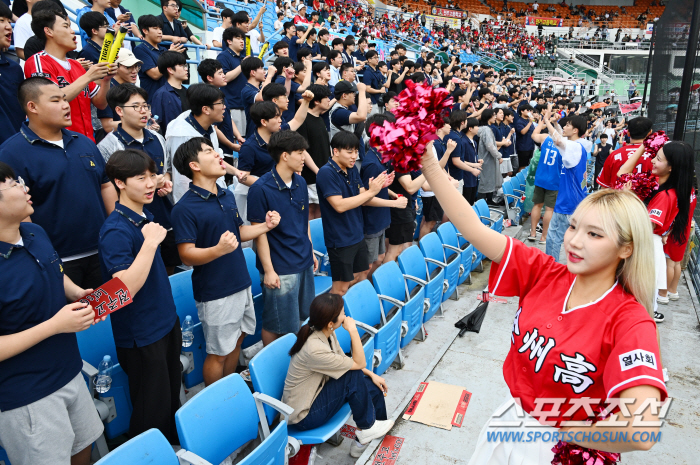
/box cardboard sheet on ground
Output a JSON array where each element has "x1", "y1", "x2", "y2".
[{"x1": 403, "y1": 381, "x2": 471, "y2": 430}]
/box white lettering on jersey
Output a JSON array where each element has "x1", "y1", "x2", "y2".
[
  {"x1": 650, "y1": 209, "x2": 662, "y2": 217},
  {"x1": 518, "y1": 327, "x2": 555, "y2": 372},
  {"x1": 619, "y1": 349, "x2": 657, "y2": 371},
  {"x1": 511, "y1": 307, "x2": 522, "y2": 345},
  {"x1": 614, "y1": 154, "x2": 622, "y2": 161},
  {"x1": 553, "y1": 352, "x2": 597, "y2": 394}
]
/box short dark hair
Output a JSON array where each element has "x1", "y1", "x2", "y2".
[
  {"x1": 197, "y1": 58, "x2": 223, "y2": 82},
  {"x1": 250, "y1": 101, "x2": 280, "y2": 127},
  {"x1": 241, "y1": 57, "x2": 264, "y2": 80},
  {"x1": 268, "y1": 130, "x2": 309, "y2": 164},
  {"x1": 478, "y1": 88, "x2": 492, "y2": 98},
  {"x1": 0, "y1": 2, "x2": 11, "y2": 20},
  {"x1": 343, "y1": 37, "x2": 355, "y2": 47},
  {"x1": 518, "y1": 104, "x2": 534, "y2": 114},
  {"x1": 0, "y1": 161, "x2": 16, "y2": 201},
  {"x1": 79, "y1": 11, "x2": 108, "y2": 39},
  {"x1": 307, "y1": 84, "x2": 330, "y2": 109},
  {"x1": 312, "y1": 61, "x2": 329, "y2": 78},
  {"x1": 404, "y1": 60, "x2": 415, "y2": 69},
  {"x1": 318, "y1": 28, "x2": 329, "y2": 38},
  {"x1": 331, "y1": 38, "x2": 344, "y2": 48},
  {"x1": 466, "y1": 117, "x2": 479, "y2": 131},
  {"x1": 222, "y1": 26, "x2": 245, "y2": 47},
  {"x1": 627, "y1": 116, "x2": 653, "y2": 140},
  {"x1": 283, "y1": 21, "x2": 295, "y2": 32},
  {"x1": 272, "y1": 56, "x2": 293, "y2": 71},
  {"x1": 600, "y1": 133, "x2": 609, "y2": 140},
  {"x1": 173, "y1": 137, "x2": 214, "y2": 179},
  {"x1": 365, "y1": 50, "x2": 378, "y2": 60},
  {"x1": 339, "y1": 62, "x2": 354, "y2": 77},
  {"x1": 410, "y1": 72, "x2": 425, "y2": 83},
  {"x1": 496, "y1": 94, "x2": 509, "y2": 103},
  {"x1": 106, "y1": 149, "x2": 157, "y2": 196},
  {"x1": 137, "y1": 14, "x2": 163, "y2": 37},
  {"x1": 187, "y1": 83, "x2": 225, "y2": 116},
  {"x1": 273, "y1": 40, "x2": 289, "y2": 54},
  {"x1": 157, "y1": 50, "x2": 187, "y2": 76},
  {"x1": 395, "y1": 44, "x2": 406, "y2": 51},
  {"x1": 328, "y1": 50, "x2": 342, "y2": 62},
  {"x1": 262, "y1": 83, "x2": 287, "y2": 102},
  {"x1": 221, "y1": 8, "x2": 234, "y2": 20},
  {"x1": 31, "y1": 9, "x2": 67, "y2": 40},
  {"x1": 564, "y1": 115, "x2": 587, "y2": 137},
  {"x1": 296, "y1": 47, "x2": 312, "y2": 61},
  {"x1": 331, "y1": 131, "x2": 360, "y2": 151},
  {"x1": 366, "y1": 112, "x2": 396, "y2": 137},
  {"x1": 107, "y1": 83, "x2": 149, "y2": 111},
  {"x1": 449, "y1": 110, "x2": 468, "y2": 131},
  {"x1": 231, "y1": 11, "x2": 249, "y2": 26},
  {"x1": 18, "y1": 77, "x2": 57, "y2": 114}
]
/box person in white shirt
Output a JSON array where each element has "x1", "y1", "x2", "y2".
[
  {"x1": 13, "y1": 0, "x2": 41, "y2": 60},
  {"x1": 211, "y1": 8, "x2": 233, "y2": 49},
  {"x1": 532, "y1": 1, "x2": 538, "y2": 12},
  {"x1": 274, "y1": 12, "x2": 284, "y2": 31},
  {"x1": 248, "y1": 21, "x2": 264, "y2": 54}
]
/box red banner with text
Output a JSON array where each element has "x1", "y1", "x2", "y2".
[
  {"x1": 431, "y1": 7, "x2": 468, "y2": 19},
  {"x1": 525, "y1": 16, "x2": 563, "y2": 27}
]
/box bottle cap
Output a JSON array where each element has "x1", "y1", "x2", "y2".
[
  {"x1": 185, "y1": 315, "x2": 192, "y2": 321},
  {"x1": 104, "y1": 355, "x2": 111, "y2": 362}
]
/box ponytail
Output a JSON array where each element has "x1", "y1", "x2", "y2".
[{"x1": 288, "y1": 293, "x2": 344, "y2": 356}]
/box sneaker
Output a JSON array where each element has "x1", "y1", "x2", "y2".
[
  {"x1": 240, "y1": 368, "x2": 251, "y2": 382},
  {"x1": 527, "y1": 235, "x2": 537, "y2": 241},
  {"x1": 536, "y1": 224, "x2": 543, "y2": 233},
  {"x1": 668, "y1": 292, "x2": 680, "y2": 301},
  {"x1": 538, "y1": 239, "x2": 546, "y2": 245},
  {"x1": 355, "y1": 419, "x2": 395, "y2": 445},
  {"x1": 350, "y1": 439, "x2": 369, "y2": 458},
  {"x1": 654, "y1": 311, "x2": 665, "y2": 323},
  {"x1": 657, "y1": 295, "x2": 669, "y2": 305}
]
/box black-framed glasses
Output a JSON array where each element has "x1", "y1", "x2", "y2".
[
  {"x1": 119, "y1": 63, "x2": 142, "y2": 72},
  {"x1": 121, "y1": 103, "x2": 152, "y2": 112},
  {"x1": 0, "y1": 177, "x2": 27, "y2": 193},
  {"x1": 211, "y1": 101, "x2": 226, "y2": 108}
]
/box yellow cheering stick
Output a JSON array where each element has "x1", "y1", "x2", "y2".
[
  {"x1": 106, "y1": 27, "x2": 129, "y2": 63},
  {"x1": 258, "y1": 42, "x2": 269, "y2": 59},
  {"x1": 98, "y1": 28, "x2": 115, "y2": 62}
]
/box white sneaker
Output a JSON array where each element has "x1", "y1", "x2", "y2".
[
  {"x1": 350, "y1": 439, "x2": 369, "y2": 458},
  {"x1": 657, "y1": 295, "x2": 669, "y2": 305},
  {"x1": 668, "y1": 292, "x2": 680, "y2": 301},
  {"x1": 355, "y1": 419, "x2": 395, "y2": 445}
]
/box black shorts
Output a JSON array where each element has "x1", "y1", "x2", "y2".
[
  {"x1": 161, "y1": 229, "x2": 182, "y2": 267},
  {"x1": 328, "y1": 240, "x2": 370, "y2": 282},
  {"x1": 518, "y1": 150, "x2": 534, "y2": 169},
  {"x1": 386, "y1": 221, "x2": 415, "y2": 246},
  {"x1": 421, "y1": 196, "x2": 444, "y2": 222}
]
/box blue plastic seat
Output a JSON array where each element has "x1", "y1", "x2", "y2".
[
  {"x1": 335, "y1": 325, "x2": 376, "y2": 373},
  {"x1": 249, "y1": 334, "x2": 352, "y2": 445},
  {"x1": 475, "y1": 199, "x2": 504, "y2": 233},
  {"x1": 437, "y1": 223, "x2": 474, "y2": 284},
  {"x1": 501, "y1": 180, "x2": 523, "y2": 225},
  {"x1": 371, "y1": 261, "x2": 428, "y2": 347},
  {"x1": 420, "y1": 232, "x2": 460, "y2": 303},
  {"x1": 0, "y1": 446, "x2": 11, "y2": 465},
  {"x1": 176, "y1": 374, "x2": 291, "y2": 465},
  {"x1": 344, "y1": 281, "x2": 403, "y2": 374},
  {"x1": 242, "y1": 248, "x2": 264, "y2": 350},
  {"x1": 397, "y1": 245, "x2": 446, "y2": 322},
  {"x1": 95, "y1": 429, "x2": 211, "y2": 465},
  {"x1": 170, "y1": 270, "x2": 206, "y2": 388},
  {"x1": 309, "y1": 219, "x2": 333, "y2": 294},
  {"x1": 75, "y1": 315, "x2": 132, "y2": 440},
  {"x1": 516, "y1": 170, "x2": 526, "y2": 189}
]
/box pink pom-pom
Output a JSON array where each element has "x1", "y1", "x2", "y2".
[
  {"x1": 369, "y1": 80, "x2": 453, "y2": 173},
  {"x1": 551, "y1": 441, "x2": 620, "y2": 465},
  {"x1": 613, "y1": 171, "x2": 659, "y2": 200},
  {"x1": 643, "y1": 130, "x2": 669, "y2": 159}
]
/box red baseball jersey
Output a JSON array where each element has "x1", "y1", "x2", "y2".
[
  {"x1": 664, "y1": 190, "x2": 696, "y2": 261},
  {"x1": 24, "y1": 52, "x2": 99, "y2": 142},
  {"x1": 596, "y1": 144, "x2": 654, "y2": 188},
  {"x1": 648, "y1": 189, "x2": 679, "y2": 237},
  {"x1": 489, "y1": 237, "x2": 667, "y2": 426}
]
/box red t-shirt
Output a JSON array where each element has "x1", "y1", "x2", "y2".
[
  {"x1": 664, "y1": 189, "x2": 696, "y2": 261},
  {"x1": 596, "y1": 143, "x2": 653, "y2": 188},
  {"x1": 648, "y1": 188, "x2": 679, "y2": 236},
  {"x1": 489, "y1": 237, "x2": 667, "y2": 426},
  {"x1": 25, "y1": 52, "x2": 99, "y2": 142}
]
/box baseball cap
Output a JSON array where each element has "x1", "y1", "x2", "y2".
[
  {"x1": 115, "y1": 49, "x2": 143, "y2": 67},
  {"x1": 334, "y1": 80, "x2": 358, "y2": 97}
]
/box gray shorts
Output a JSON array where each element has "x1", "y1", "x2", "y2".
[
  {"x1": 230, "y1": 109, "x2": 246, "y2": 138},
  {"x1": 196, "y1": 287, "x2": 256, "y2": 356},
  {"x1": 365, "y1": 230, "x2": 386, "y2": 263},
  {"x1": 307, "y1": 183, "x2": 319, "y2": 204},
  {"x1": 0, "y1": 373, "x2": 104, "y2": 465}
]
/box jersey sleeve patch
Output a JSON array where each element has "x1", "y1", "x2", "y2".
[
  {"x1": 649, "y1": 209, "x2": 662, "y2": 217},
  {"x1": 619, "y1": 349, "x2": 658, "y2": 371}
]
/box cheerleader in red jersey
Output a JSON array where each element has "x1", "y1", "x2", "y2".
[
  {"x1": 419, "y1": 145, "x2": 667, "y2": 464},
  {"x1": 618, "y1": 141, "x2": 696, "y2": 322}
]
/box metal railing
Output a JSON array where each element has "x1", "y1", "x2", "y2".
[{"x1": 556, "y1": 39, "x2": 651, "y2": 51}]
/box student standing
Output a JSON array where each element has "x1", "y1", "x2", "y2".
[
  {"x1": 514, "y1": 104, "x2": 536, "y2": 172},
  {"x1": 217, "y1": 26, "x2": 249, "y2": 137},
  {"x1": 591, "y1": 133, "x2": 612, "y2": 190},
  {"x1": 0, "y1": 3, "x2": 25, "y2": 145},
  {"x1": 171, "y1": 137, "x2": 280, "y2": 386},
  {"x1": 240, "y1": 57, "x2": 277, "y2": 138},
  {"x1": 99, "y1": 149, "x2": 182, "y2": 443},
  {"x1": 151, "y1": 51, "x2": 190, "y2": 136}
]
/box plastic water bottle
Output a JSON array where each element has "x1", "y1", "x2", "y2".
[
  {"x1": 95, "y1": 356, "x2": 113, "y2": 394},
  {"x1": 323, "y1": 254, "x2": 330, "y2": 268},
  {"x1": 182, "y1": 315, "x2": 194, "y2": 348}
]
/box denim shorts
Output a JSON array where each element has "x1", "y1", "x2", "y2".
[{"x1": 262, "y1": 266, "x2": 315, "y2": 334}]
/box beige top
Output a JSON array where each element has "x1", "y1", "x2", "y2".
[{"x1": 283, "y1": 330, "x2": 354, "y2": 425}]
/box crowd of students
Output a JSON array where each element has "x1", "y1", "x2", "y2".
[{"x1": 0, "y1": 0, "x2": 695, "y2": 463}]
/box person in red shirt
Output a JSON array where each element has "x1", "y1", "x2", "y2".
[
  {"x1": 24, "y1": 9, "x2": 114, "y2": 142},
  {"x1": 663, "y1": 187, "x2": 696, "y2": 299},
  {"x1": 420, "y1": 144, "x2": 666, "y2": 461},
  {"x1": 596, "y1": 117, "x2": 653, "y2": 189}
]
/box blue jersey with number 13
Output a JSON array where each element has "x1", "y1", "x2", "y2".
[{"x1": 534, "y1": 136, "x2": 562, "y2": 191}]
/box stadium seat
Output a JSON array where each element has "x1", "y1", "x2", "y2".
[
  {"x1": 335, "y1": 324, "x2": 377, "y2": 373},
  {"x1": 437, "y1": 222, "x2": 475, "y2": 283},
  {"x1": 249, "y1": 334, "x2": 352, "y2": 446},
  {"x1": 243, "y1": 248, "x2": 264, "y2": 350},
  {"x1": 176, "y1": 374, "x2": 292, "y2": 465},
  {"x1": 170, "y1": 270, "x2": 206, "y2": 388},
  {"x1": 371, "y1": 261, "x2": 428, "y2": 346},
  {"x1": 398, "y1": 245, "x2": 446, "y2": 322},
  {"x1": 0, "y1": 447, "x2": 11, "y2": 465},
  {"x1": 502, "y1": 179, "x2": 524, "y2": 225},
  {"x1": 515, "y1": 171, "x2": 526, "y2": 190},
  {"x1": 420, "y1": 232, "x2": 460, "y2": 302},
  {"x1": 475, "y1": 199, "x2": 504, "y2": 233},
  {"x1": 309, "y1": 219, "x2": 333, "y2": 294},
  {"x1": 344, "y1": 280, "x2": 404, "y2": 374},
  {"x1": 94, "y1": 428, "x2": 211, "y2": 465}
]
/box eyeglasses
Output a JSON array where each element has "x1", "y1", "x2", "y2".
[
  {"x1": 211, "y1": 101, "x2": 226, "y2": 108},
  {"x1": 119, "y1": 63, "x2": 142, "y2": 72},
  {"x1": 0, "y1": 177, "x2": 27, "y2": 193},
  {"x1": 121, "y1": 104, "x2": 152, "y2": 112},
  {"x1": 168, "y1": 3, "x2": 180, "y2": 9}
]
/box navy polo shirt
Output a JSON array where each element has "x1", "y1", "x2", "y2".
[
  {"x1": 0, "y1": 52, "x2": 24, "y2": 146},
  {"x1": 98, "y1": 204, "x2": 177, "y2": 348},
  {"x1": 281, "y1": 35, "x2": 300, "y2": 61},
  {"x1": 515, "y1": 115, "x2": 535, "y2": 152},
  {"x1": 133, "y1": 41, "x2": 167, "y2": 103},
  {"x1": 238, "y1": 131, "x2": 274, "y2": 178},
  {"x1": 151, "y1": 81, "x2": 185, "y2": 135},
  {"x1": 462, "y1": 135, "x2": 478, "y2": 188},
  {"x1": 363, "y1": 66, "x2": 384, "y2": 104},
  {"x1": 316, "y1": 158, "x2": 364, "y2": 248},
  {"x1": 218, "y1": 47, "x2": 246, "y2": 109},
  {"x1": 78, "y1": 39, "x2": 102, "y2": 64},
  {"x1": 171, "y1": 183, "x2": 251, "y2": 302},
  {"x1": 247, "y1": 168, "x2": 314, "y2": 275},
  {"x1": 445, "y1": 129, "x2": 464, "y2": 181},
  {"x1": 241, "y1": 82, "x2": 260, "y2": 138},
  {"x1": 113, "y1": 126, "x2": 173, "y2": 229},
  {"x1": 96, "y1": 77, "x2": 122, "y2": 122},
  {"x1": 186, "y1": 114, "x2": 214, "y2": 138},
  {"x1": 275, "y1": 76, "x2": 301, "y2": 123},
  {"x1": 0, "y1": 223, "x2": 82, "y2": 411},
  {"x1": 300, "y1": 41, "x2": 321, "y2": 57},
  {"x1": 0, "y1": 125, "x2": 109, "y2": 257},
  {"x1": 500, "y1": 123, "x2": 515, "y2": 157},
  {"x1": 360, "y1": 147, "x2": 391, "y2": 235},
  {"x1": 215, "y1": 106, "x2": 236, "y2": 156}
]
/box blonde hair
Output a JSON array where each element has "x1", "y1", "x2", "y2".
[{"x1": 571, "y1": 189, "x2": 656, "y2": 316}]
